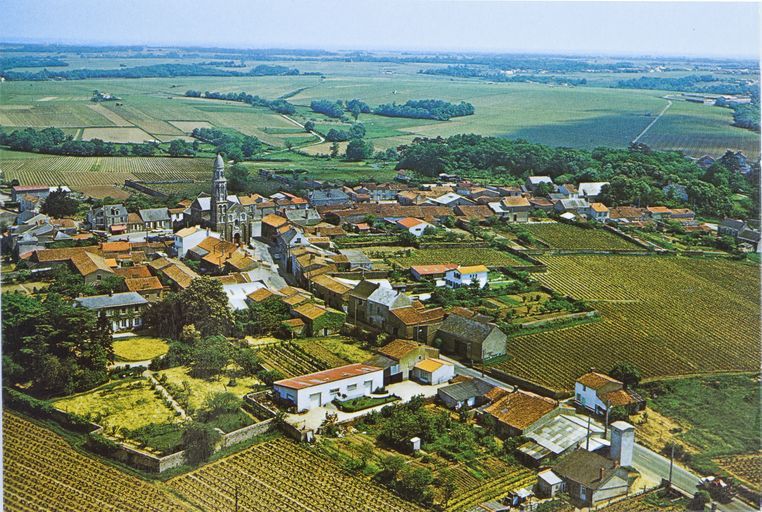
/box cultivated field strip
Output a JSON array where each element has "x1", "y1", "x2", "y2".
[
  {"x1": 2, "y1": 412, "x2": 189, "y2": 512},
  {"x1": 495, "y1": 255, "x2": 760, "y2": 390},
  {"x1": 3, "y1": 155, "x2": 214, "y2": 188},
  {"x1": 169, "y1": 437, "x2": 423, "y2": 512}
]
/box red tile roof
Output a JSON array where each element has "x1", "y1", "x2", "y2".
[{"x1": 274, "y1": 363, "x2": 382, "y2": 390}]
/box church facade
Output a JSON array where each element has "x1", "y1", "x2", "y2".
[{"x1": 210, "y1": 155, "x2": 251, "y2": 245}]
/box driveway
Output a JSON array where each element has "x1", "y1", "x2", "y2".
[
  {"x1": 284, "y1": 380, "x2": 450, "y2": 431},
  {"x1": 438, "y1": 354, "x2": 515, "y2": 390}
]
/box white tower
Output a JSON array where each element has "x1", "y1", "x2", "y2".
[
  {"x1": 610, "y1": 421, "x2": 635, "y2": 467},
  {"x1": 210, "y1": 154, "x2": 227, "y2": 233}
]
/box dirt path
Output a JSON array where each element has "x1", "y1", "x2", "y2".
[
  {"x1": 632, "y1": 97, "x2": 673, "y2": 143},
  {"x1": 144, "y1": 370, "x2": 187, "y2": 419}
]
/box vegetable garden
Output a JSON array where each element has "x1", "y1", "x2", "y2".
[
  {"x1": 168, "y1": 437, "x2": 422, "y2": 512},
  {"x1": 715, "y1": 453, "x2": 762, "y2": 492},
  {"x1": 256, "y1": 341, "x2": 330, "y2": 378},
  {"x1": 493, "y1": 255, "x2": 760, "y2": 390}
]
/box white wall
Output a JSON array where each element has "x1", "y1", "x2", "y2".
[
  {"x1": 274, "y1": 369, "x2": 385, "y2": 412},
  {"x1": 445, "y1": 270, "x2": 488, "y2": 289},
  {"x1": 574, "y1": 382, "x2": 606, "y2": 413},
  {"x1": 176, "y1": 229, "x2": 217, "y2": 258}
]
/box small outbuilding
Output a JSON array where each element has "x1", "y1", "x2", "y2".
[{"x1": 411, "y1": 358, "x2": 455, "y2": 385}]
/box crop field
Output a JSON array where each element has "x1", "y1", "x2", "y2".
[
  {"x1": 523, "y1": 223, "x2": 640, "y2": 250},
  {"x1": 598, "y1": 490, "x2": 687, "y2": 511},
  {"x1": 3, "y1": 411, "x2": 190, "y2": 512},
  {"x1": 432, "y1": 459, "x2": 534, "y2": 512},
  {"x1": 715, "y1": 453, "x2": 762, "y2": 491},
  {"x1": 256, "y1": 341, "x2": 329, "y2": 378},
  {"x1": 2, "y1": 153, "x2": 214, "y2": 190},
  {"x1": 296, "y1": 336, "x2": 375, "y2": 365},
  {"x1": 81, "y1": 127, "x2": 155, "y2": 143},
  {"x1": 390, "y1": 247, "x2": 528, "y2": 268},
  {"x1": 168, "y1": 437, "x2": 422, "y2": 512},
  {"x1": 493, "y1": 255, "x2": 760, "y2": 390},
  {"x1": 54, "y1": 378, "x2": 177, "y2": 431},
  {"x1": 640, "y1": 98, "x2": 760, "y2": 160}
]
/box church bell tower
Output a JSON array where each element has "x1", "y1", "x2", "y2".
[{"x1": 210, "y1": 154, "x2": 227, "y2": 233}]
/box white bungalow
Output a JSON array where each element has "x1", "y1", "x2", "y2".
[{"x1": 445, "y1": 265, "x2": 489, "y2": 289}]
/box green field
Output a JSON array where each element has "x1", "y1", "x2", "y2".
[
  {"x1": 112, "y1": 336, "x2": 169, "y2": 362},
  {"x1": 523, "y1": 222, "x2": 640, "y2": 250},
  {"x1": 493, "y1": 255, "x2": 760, "y2": 391},
  {"x1": 1, "y1": 66, "x2": 757, "y2": 159}
]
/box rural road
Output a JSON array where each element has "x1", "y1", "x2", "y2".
[
  {"x1": 632, "y1": 444, "x2": 756, "y2": 512},
  {"x1": 632, "y1": 98, "x2": 673, "y2": 144},
  {"x1": 280, "y1": 114, "x2": 325, "y2": 145},
  {"x1": 439, "y1": 355, "x2": 515, "y2": 390}
]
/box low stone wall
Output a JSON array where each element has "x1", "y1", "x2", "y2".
[
  {"x1": 518, "y1": 310, "x2": 597, "y2": 329},
  {"x1": 485, "y1": 367, "x2": 571, "y2": 400},
  {"x1": 244, "y1": 391, "x2": 278, "y2": 419},
  {"x1": 220, "y1": 418, "x2": 276, "y2": 448}
]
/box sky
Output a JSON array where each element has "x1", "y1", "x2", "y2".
[{"x1": 0, "y1": 1, "x2": 759, "y2": 59}]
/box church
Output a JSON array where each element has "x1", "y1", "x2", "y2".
[{"x1": 188, "y1": 155, "x2": 257, "y2": 245}]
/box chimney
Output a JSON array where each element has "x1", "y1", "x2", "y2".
[{"x1": 599, "y1": 467, "x2": 605, "y2": 481}]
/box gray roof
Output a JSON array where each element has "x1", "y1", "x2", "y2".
[
  {"x1": 194, "y1": 196, "x2": 211, "y2": 211},
  {"x1": 720, "y1": 218, "x2": 747, "y2": 230},
  {"x1": 438, "y1": 378, "x2": 495, "y2": 403},
  {"x1": 139, "y1": 208, "x2": 170, "y2": 222},
  {"x1": 349, "y1": 280, "x2": 380, "y2": 300},
  {"x1": 528, "y1": 176, "x2": 553, "y2": 185},
  {"x1": 214, "y1": 153, "x2": 224, "y2": 169},
  {"x1": 557, "y1": 198, "x2": 589, "y2": 210},
  {"x1": 102, "y1": 204, "x2": 128, "y2": 216},
  {"x1": 738, "y1": 228, "x2": 761, "y2": 243},
  {"x1": 553, "y1": 449, "x2": 622, "y2": 490},
  {"x1": 368, "y1": 286, "x2": 410, "y2": 308},
  {"x1": 75, "y1": 292, "x2": 148, "y2": 310},
  {"x1": 309, "y1": 189, "x2": 350, "y2": 202},
  {"x1": 339, "y1": 249, "x2": 372, "y2": 266},
  {"x1": 578, "y1": 182, "x2": 609, "y2": 198},
  {"x1": 438, "y1": 313, "x2": 498, "y2": 343},
  {"x1": 364, "y1": 354, "x2": 397, "y2": 369}
]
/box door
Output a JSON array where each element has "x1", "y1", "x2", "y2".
[
  {"x1": 309, "y1": 392, "x2": 322, "y2": 409},
  {"x1": 363, "y1": 380, "x2": 373, "y2": 393}
]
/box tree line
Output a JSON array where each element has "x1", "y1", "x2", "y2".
[
  {"x1": 1, "y1": 63, "x2": 300, "y2": 81},
  {"x1": 397, "y1": 134, "x2": 759, "y2": 218},
  {"x1": 373, "y1": 99, "x2": 474, "y2": 120},
  {"x1": 614, "y1": 74, "x2": 754, "y2": 95},
  {"x1": 0, "y1": 127, "x2": 158, "y2": 157},
  {"x1": 0, "y1": 56, "x2": 68, "y2": 70},
  {"x1": 185, "y1": 90, "x2": 296, "y2": 115},
  {"x1": 420, "y1": 65, "x2": 587, "y2": 86}
]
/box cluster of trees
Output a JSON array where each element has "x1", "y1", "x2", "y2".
[
  {"x1": 186, "y1": 90, "x2": 296, "y2": 115},
  {"x1": 1, "y1": 62, "x2": 301, "y2": 81},
  {"x1": 41, "y1": 188, "x2": 79, "y2": 217},
  {"x1": 310, "y1": 99, "x2": 371, "y2": 120},
  {"x1": 46, "y1": 266, "x2": 125, "y2": 298},
  {"x1": 234, "y1": 296, "x2": 292, "y2": 336},
  {"x1": 190, "y1": 127, "x2": 262, "y2": 161},
  {"x1": 373, "y1": 99, "x2": 474, "y2": 121},
  {"x1": 717, "y1": 89, "x2": 761, "y2": 132},
  {"x1": 420, "y1": 65, "x2": 587, "y2": 85},
  {"x1": 325, "y1": 122, "x2": 366, "y2": 142},
  {"x1": 397, "y1": 134, "x2": 759, "y2": 218},
  {"x1": 615, "y1": 74, "x2": 753, "y2": 95},
  {"x1": 2, "y1": 292, "x2": 113, "y2": 395},
  {"x1": 0, "y1": 127, "x2": 158, "y2": 157},
  {"x1": 0, "y1": 56, "x2": 68, "y2": 70},
  {"x1": 310, "y1": 99, "x2": 346, "y2": 118}
]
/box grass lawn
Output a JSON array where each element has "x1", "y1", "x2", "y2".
[
  {"x1": 1, "y1": 281, "x2": 49, "y2": 295},
  {"x1": 157, "y1": 366, "x2": 262, "y2": 411},
  {"x1": 112, "y1": 336, "x2": 169, "y2": 362},
  {"x1": 54, "y1": 378, "x2": 177, "y2": 432},
  {"x1": 639, "y1": 374, "x2": 760, "y2": 474},
  {"x1": 334, "y1": 395, "x2": 399, "y2": 412}
]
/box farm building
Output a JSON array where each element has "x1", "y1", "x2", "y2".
[
  {"x1": 308, "y1": 188, "x2": 351, "y2": 207},
  {"x1": 386, "y1": 305, "x2": 445, "y2": 342},
  {"x1": 554, "y1": 198, "x2": 589, "y2": 214},
  {"x1": 437, "y1": 377, "x2": 497, "y2": 410},
  {"x1": 436, "y1": 310, "x2": 507, "y2": 362},
  {"x1": 444, "y1": 264, "x2": 489, "y2": 289},
  {"x1": 394, "y1": 217, "x2": 433, "y2": 237},
  {"x1": 525, "y1": 176, "x2": 554, "y2": 191},
  {"x1": 348, "y1": 280, "x2": 412, "y2": 328},
  {"x1": 365, "y1": 338, "x2": 440, "y2": 384},
  {"x1": 11, "y1": 185, "x2": 71, "y2": 203},
  {"x1": 138, "y1": 208, "x2": 171, "y2": 231},
  {"x1": 585, "y1": 203, "x2": 609, "y2": 222},
  {"x1": 482, "y1": 389, "x2": 560, "y2": 437},
  {"x1": 74, "y1": 291, "x2": 148, "y2": 332},
  {"x1": 577, "y1": 182, "x2": 609, "y2": 200},
  {"x1": 69, "y1": 251, "x2": 115, "y2": 283},
  {"x1": 430, "y1": 192, "x2": 474, "y2": 207},
  {"x1": 411, "y1": 263, "x2": 458, "y2": 281},
  {"x1": 574, "y1": 371, "x2": 645, "y2": 415},
  {"x1": 646, "y1": 206, "x2": 672, "y2": 220},
  {"x1": 488, "y1": 196, "x2": 531, "y2": 222},
  {"x1": 547, "y1": 449, "x2": 631, "y2": 506},
  {"x1": 412, "y1": 358, "x2": 455, "y2": 385},
  {"x1": 272, "y1": 363, "x2": 384, "y2": 412},
  {"x1": 518, "y1": 413, "x2": 608, "y2": 465}
]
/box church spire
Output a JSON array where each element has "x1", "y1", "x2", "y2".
[
  {"x1": 213, "y1": 153, "x2": 225, "y2": 180},
  {"x1": 210, "y1": 154, "x2": 228, "y2": 231}
]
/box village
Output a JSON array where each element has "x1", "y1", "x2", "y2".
[{"x1": 1, "y1": 151, "x2": 758, "y2": 512}]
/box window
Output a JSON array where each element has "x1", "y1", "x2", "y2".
[
  {"x1": 347, "y1": 384, "x2": 357, "y2": 392},
  {"x1": 329, "y1": 388, "x2": 340, "y2": 397}
]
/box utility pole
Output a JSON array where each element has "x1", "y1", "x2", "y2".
[
  {"x1": 668, "y1": 444, "x2": 674, "y2": 488},
  {"x1": 604, "y1": 400, "x2": 610, "y2": 438},
  {"x1": 585, "y1": 415, "x2": 591, "y2": 451}
]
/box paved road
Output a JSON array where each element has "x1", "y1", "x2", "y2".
[
  {"x1": 633, "y1": 444, "x2": 756, "y2": 512},
  {"x1": 438, "y1": 355, "x2": 515, "y2": 390}
]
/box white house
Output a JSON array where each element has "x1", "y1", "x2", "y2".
[
  {"x1": 586, "y1": 203, "x2": 609, "y2": 222},
  {"x1": 174, "y1": 226, "x2": 218, "y2": 258},
  {"x1": 395, "y1": 217, "x2": 433, "y2": 237},
  {"x1": 578, "y1": 182, "x2": 609, "y2": 200},
  {"x1": 526, "y1": 176, "x2": 554, "y2": 191},
  {"x1": 574, "y1": 371, "x2": 642, "y2": 415},
  {"x1": 74, "y1": 292, "x2": 148, "y2": 332},
  {"x1": 445, "y1": 265, "x2": 489, "y2": 289},
  {"x1": 412, "y1": 358, "x2": 455, "y2": 385},
  {"x1": 273, "y1": 363, "x2": 384, "y2": 412}
]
